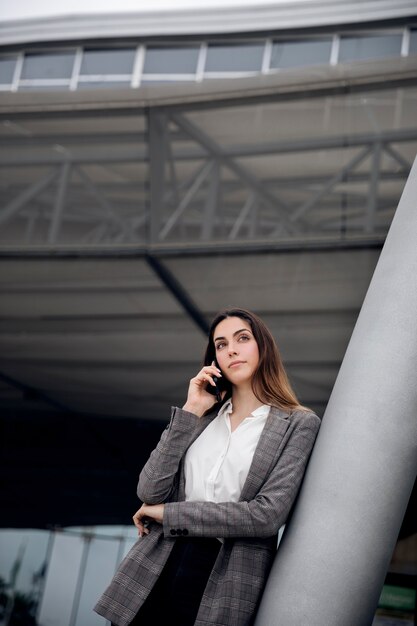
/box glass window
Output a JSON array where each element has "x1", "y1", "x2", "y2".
[
  {"x1": 339, "y1": 34, "x2": 402, "y2": 62},
  {"x1": 38, "y1": 533, "x2": 84, "y2": 626},
  {"x1": 205, "y1": 43, "x2": 264, "y2": 72},
  {"x1": 141, "y1": 78, "x2": 195, "y2": 85},
  {"x1": 72, "y1": 535, "x2": 120, "y2": 625},
  {"x1": 80, "y1": 48, "x2": 136, "y2": 75},
  {"x1": 21, "y1": 52, "x2": 75, "y2": 79},
  {"x1": 0, "y1": 56, "x2": 17, "y2": 84},
  {"x1": 271, "y1": 39, "x2": 332, "y2": 69},
  {"x1": 409, "y1": 29, "x2": 417, "y2": 55},
  {"x1": 77, "y1": 81, "x2": 131, "y2": 89},
  {"x1": 143, "y1": 46, "x2": 199, "y2": 74}
]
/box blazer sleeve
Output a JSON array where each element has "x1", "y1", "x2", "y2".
[
  {"x1": 137, "y1": 406, "x2": 201, "y2": 504},
  {"x1": 163, "y1": 411, "x2": 321, "y2": 539}
]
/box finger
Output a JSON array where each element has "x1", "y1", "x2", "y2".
[
  {"x1": 193, "y1": 373, "x2": 214, "y2": 387},
  {"x1": 206, "y1": 364, "x2": 222, "y2": 377},
  {"x1": 211, "y1": 361, "x2": 222, "y2": 375},
  {"x1": 132, "y1": 511, "x2": 144, "y2": 530},
  {"x1": 200, "y1": 365, "x2": 221, "y2": 377},
  {"x1": 132, "y1": 511, "x2": 149, "y2": 537}
]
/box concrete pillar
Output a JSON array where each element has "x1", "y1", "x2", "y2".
[{"x1": 255, "y1": 156, "x2": 417, "y2": 626}]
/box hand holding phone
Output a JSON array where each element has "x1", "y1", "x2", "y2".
[{"x1": 183, "y1": 361, "x2": 226, "y2": 416}]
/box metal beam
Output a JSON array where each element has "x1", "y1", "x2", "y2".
[
  {"x1": 170, "y1": 112, "x2": 295, "y2": 236},
  {"x1": 47, "y1": 162, "x2": 71, "y2": 244},
  {"x1": 144, "y1": 254, "x2": 209, "y2": 335},
  {"x1": 365, "y1": 142, "x2": 382, "y2": 233},
  {"x1": 0, "y1": 146, "x2": 147, "y2": 167},
  {"x1": 383, "y1": 142, "x2": 412, "y2": 172},
  {"x1": 289, "y1": 147, "x2": 372, "y2": 224},
  {"x1": 0, "y1": 237, "x2": 385, "y2": 259},
  {"x1": 0, "y1": 169, "x2": 409, "y2": 199},
  {"x1": 228, "y1": 192, "x2": 256, "y2": 240},
  {"x1": 249, "y1": 197, "x2": 259, "y2": 238},
  {"x1": 159, "y1": 161, "x2": 213, "y2": 241},
  {"x1": 165, "y1": 126, "x2": 180, "y2": 210},
  {"x1": 4, "y1": 128, "x2": 417, "y2": 152},
  {"x1": 0, "y1": 169, "x2": 58, "y2": 226},
  {"x1": 1, "y1": 128, "x2": 416, "y2": 167},
  {"x1": 0, "y1": 131, "x2": 184, "y2": 147},
  {"x1": 267, "y1": 146, "x2": 374, "y2": 237},
  {"x1": 201, "y1": 161, "x2": 220, "y2": 241}
]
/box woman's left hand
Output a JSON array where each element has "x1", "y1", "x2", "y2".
[{"x1": 133, "y1": 503, "x2": 165, "y2": 537}]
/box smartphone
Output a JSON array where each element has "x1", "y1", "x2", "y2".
[{"x1": 206, "y1": 360, "x2": 227, "y2": 402}]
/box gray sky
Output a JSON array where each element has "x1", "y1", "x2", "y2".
[{"x1": 1, "y1": 0, "x2": 306, "y2": 21}]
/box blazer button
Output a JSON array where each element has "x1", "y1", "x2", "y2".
[
  {"x1": 176, "y1": 529, "x2": 182, "y2": 536},
  {"x1": 182, "y1": 529, "x2": 189, "y2": 536},
  {"x1": 170, "y1": 529, "x2": 177, "y2": 535}
]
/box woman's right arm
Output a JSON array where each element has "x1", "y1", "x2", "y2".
[
  {"x1": 137, "y1": 406, "x2": 200, "y2": 504},
  {"x1": 137, "y1": 362, "x2": 224, "y2": 504}
]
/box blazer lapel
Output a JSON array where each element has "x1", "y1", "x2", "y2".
[
  {"x1": 189, "y1": 409, "x2": 218, "y2": 445},
  {"x1": 239, "y1": 406, "x2": 291, "y2": 502}
]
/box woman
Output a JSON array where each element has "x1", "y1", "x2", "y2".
[{"x1": 94, "y1": 308, "x2": 321, "y2": 626}]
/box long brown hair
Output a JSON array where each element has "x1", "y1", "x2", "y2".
[{"x1": 204, "y1": 307, "x2": 307, "y2": 412}]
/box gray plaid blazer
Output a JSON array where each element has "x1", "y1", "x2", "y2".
[{"x1": 94, "y1": 405, "x2": 321, "y2": 626}]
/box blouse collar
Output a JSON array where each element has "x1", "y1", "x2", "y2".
[{"x1": 217, "y1": 399, "x2": 270, "y2": 419}]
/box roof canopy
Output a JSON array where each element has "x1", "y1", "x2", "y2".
[{"x1": 1, "y1": 12, "x2": 416, "y2": 529}]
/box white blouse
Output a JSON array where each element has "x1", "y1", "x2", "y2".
[{"x1": 184, "y1": 400, "x2": 270, "y2": 503}]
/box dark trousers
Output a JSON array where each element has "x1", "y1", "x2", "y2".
[{"x1": 113, "y1": 537, "x2": 220, "y2": 626}]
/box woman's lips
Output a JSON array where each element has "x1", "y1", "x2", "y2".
[{"x1": 229, "y1": 361, "x2": 245, "y2": 368}]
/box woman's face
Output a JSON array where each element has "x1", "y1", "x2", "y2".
[{"x1": 213, "y1": 316, "x2": 260, "y2": 388}]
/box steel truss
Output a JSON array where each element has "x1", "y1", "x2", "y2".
[{"x1": 0, "y1": 108, "x2": 415, "y2": 247}]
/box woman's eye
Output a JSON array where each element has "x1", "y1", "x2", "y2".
[
  {"x1": 216, "y1": 342, "x2": 225, "y2": 350},
  {"x1": 238, "y1": 335, "x2": 250, "y2": 341}
]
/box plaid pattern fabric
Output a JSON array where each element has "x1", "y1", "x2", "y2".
[{"x1": 94, "y1": 405, "x2": 321, "y2": 626}]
